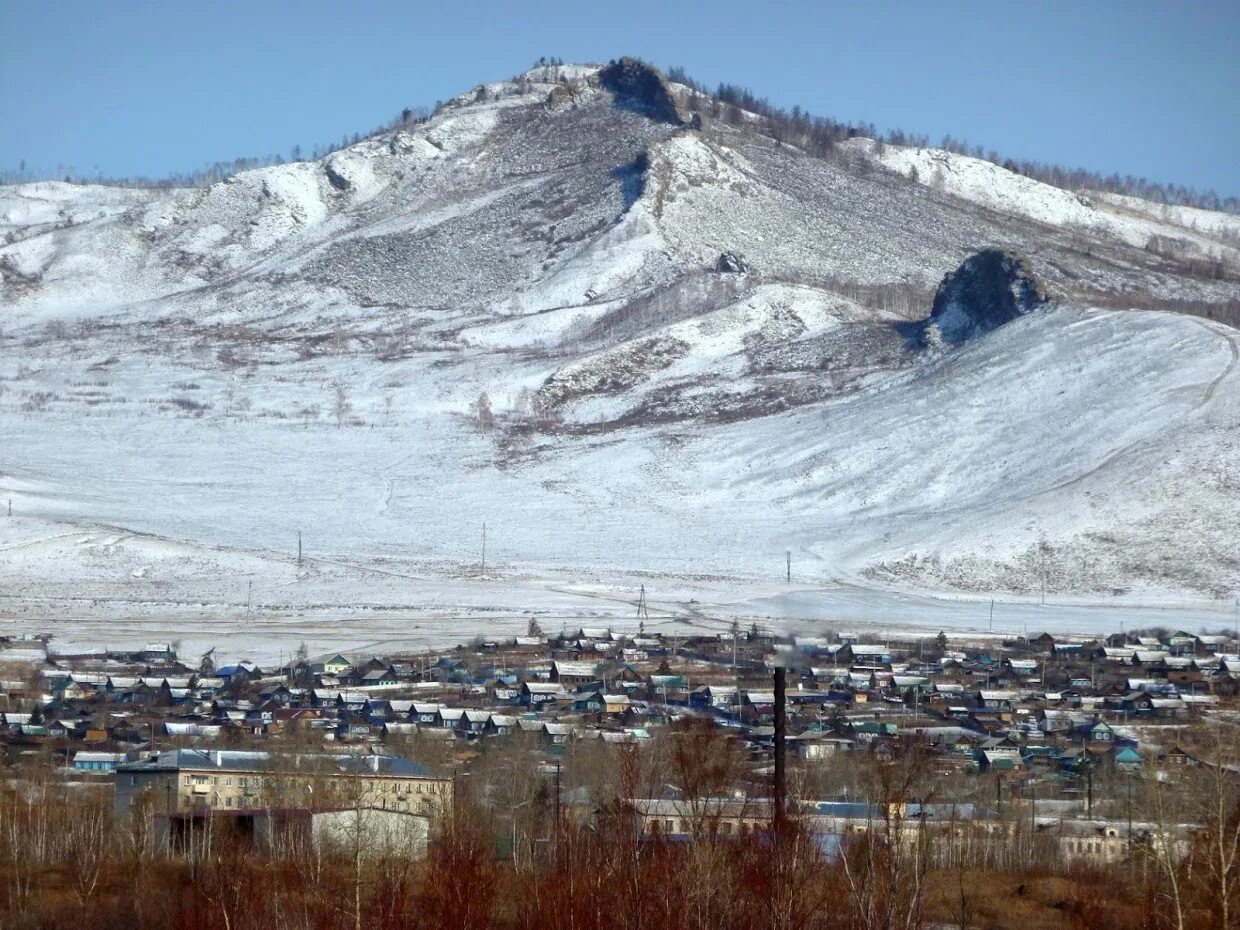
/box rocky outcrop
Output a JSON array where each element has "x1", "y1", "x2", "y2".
[
  {"x1": 925, "y1": 249, "x2": 1048, "y2": 344},
  {"x1": 596, "y1": 57, "x2": 682, "y2": 126},
  {"x1": 716, "y1": 251, "x2": 749, "y2": 274},
  {"x1": 324, "y1": 163, "x2": 352, "y2": 192}
]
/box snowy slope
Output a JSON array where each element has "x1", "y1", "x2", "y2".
[
  {"x1": 1, "y1": 62, "x2": 1238, "y2": 655},
  {"x1": 842, "y1": 138, "x2": 1240, "y2": 265}
]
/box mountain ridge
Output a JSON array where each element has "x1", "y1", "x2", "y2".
[{"x1": 1, "y1": 59, "x2": 1238, "y2": 634}]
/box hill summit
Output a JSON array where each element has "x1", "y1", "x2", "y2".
[{"x1": 0, "y1": 58, "x2": 1239, "y2": 623}]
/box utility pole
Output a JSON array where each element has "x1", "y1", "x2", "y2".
[
  {"x1": 481, "y1": 522, "x2": 487, "y2": 575},
  {"x1": 555, "y1": 763, "x2": 565, "y2": 843},
  {"x1": 297, "y1": 531, "x2": 303, "y2": 567},
  {"x1": 786, "y1": 550, "x2": 791, "y2": 583},
  {"x1": 1030, "y1": 779, "x2": 1037, "y2": 838},
  {"x1": 774, "y1": 666, "x2": 787, "y2": 832},
  {"x1": 1126, "y1": 776, "x2": 1133, "y2": 854},
  {"x1": 989, "y1": 599, "x2": 995, "y2": 631},
  {"x1": 246, "y1": 580, "x2": 253, "y2": 616}
]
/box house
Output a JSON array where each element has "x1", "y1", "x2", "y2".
[
  {"x1": 1112, "y1": 746, "x2": 1143, "y2": 771},
  {"x1": 976, "y1": 748, "x2": 1024, "y2": 773},
  {"x1": 647, "y1": 675, "x2": 688, "y2": 702},
  {"x1": 572, "y1": 691, "x2": 604, "y2": 713},
  {"x1": 1080, "y1": 720, "x2": 1115, "y2": 744},
  {"x1": 142, "y1": 643, "x2": 176, "y2": 662},
  {"x1": 891, "y1": 675, "x2": 931, "y2": 695},
  {"x1": 602, "y1": 694, "x2": 632, "y2": 715},
  {"x1": 850, "y1": 645, "x2": 892, "y2": 665},
  {"x1": 522, "y1": 682, "x2": 562, "y2": 707},
  {"x1": 359, "y1": 667, "x2": 399, "y2": 687},
  {"x1": 1052, "y1": 642, "x2": 1087, "y2": 657},
  {"x1": 411, "y1": 703, "x2": 441, "y2": 725},
  {"x1": 322, "y1": 655, "x2": 353, "y2": 676},
  {"x1": 551, "y1": 661, "x2": 599, "y2": 688},
  {"x1": 1003, "y1": 658, "x2": 1039, "y2": 677},
  {"x1": 690, "y1": 684, "x2": 736, "y2": 710},
  {"x1": 542, "y1": 722, "x2": 575, "y2": 746},
  {"x1": 73, "y1": 751, "x2": 129, "y2": 773},
  {"x1": 740, "y1": 691, "x2": 775, "y2": 723},
  {"x1": 789, "y1": 732, "x2": 855, "y2": 761},
  {"x1": 573, "y1": 628, "x2": 614, "y2": 644},
  {"x1": 1028, "y1": 633, "x2": 1056, "y2": 653},
  {"x1": 435, "y1": 708, "x2": 465, "y2": 730},
  {"x1": 484, "y1": 715, "x2": 517, "y2": 737}
]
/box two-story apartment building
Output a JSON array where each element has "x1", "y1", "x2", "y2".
[{"x1": 114, "y1": 749, "x2": 452, "y2": 820}]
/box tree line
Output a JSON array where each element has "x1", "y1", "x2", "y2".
[
  {"x1": 5, "y1": 715, "x2": 1240, "y2": 929},
  {"x1": 664, "y1": 65, "x2": 1239, "y2": 215}
]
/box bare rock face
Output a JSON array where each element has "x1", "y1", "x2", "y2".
[
  {"x1": 596, "y1": 57, "x2": 682, "y2": 126},
  {"x1": 927, "y1": 249, "x2": 1048, "y2": 344},
  {"x1": 324, "y1": 163, "x2": 352, "y2": 192}
]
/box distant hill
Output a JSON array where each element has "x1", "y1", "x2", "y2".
[{"x1": 1, "y1": 59, "x2": 1238, "y2": 617}]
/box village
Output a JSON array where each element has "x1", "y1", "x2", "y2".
[{"x1": 2, "y1": 618, "x2": 1235, "y2": 871}]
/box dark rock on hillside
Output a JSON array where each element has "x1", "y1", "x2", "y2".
[
  {"x1": 596, "y1": 57, "x2": 682, "y2": 125},
  {"x1": 716, "y1": 251, "x2": 748, "y2": 274},
  {"x1": 926, "y1": 249, "x2": 1048, "y2": 344},
  {"x1": 324, "y1": 163, "x2": 352, "y2": 192}
]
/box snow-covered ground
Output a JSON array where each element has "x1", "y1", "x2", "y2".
[{"x1": 1, "y1": 64, "x2": 1238, "y2": 661}]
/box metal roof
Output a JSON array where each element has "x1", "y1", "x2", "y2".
[{"x1": 117, "y1": 749, "x2": 438, "y2": 778}]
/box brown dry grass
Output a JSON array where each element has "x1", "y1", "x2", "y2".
[{"x1": 923, "y1": 867, "x2": 1146, "y2": 930}]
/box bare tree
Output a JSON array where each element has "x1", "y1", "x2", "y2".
[
  {"x1": 471, "y1": 391, "x2": 495, "y2": 431},
  {"x1": 332, "y1": 381, "x2": 351, "y2": 428}
]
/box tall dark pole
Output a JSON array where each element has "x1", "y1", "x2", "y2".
[
  {"x1": 774, "y1": 666, "x2": 787, "y2": 830},
  {"x1": 554, "y1": 759, "x2": 562, "y2": 831},
  {"x1": 1127, "y1": 776, "x2": 1133, "y2": 854}
]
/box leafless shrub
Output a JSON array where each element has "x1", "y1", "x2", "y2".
[{"x1": 20, "y1": 390, "x2": 56, "y2": 412}]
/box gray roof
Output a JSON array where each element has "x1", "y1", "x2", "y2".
[{"x1": 117, "y1": 748, "x2": 437, "y2": 779}]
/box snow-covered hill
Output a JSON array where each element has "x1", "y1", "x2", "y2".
[{"x1": 2, "y1": 61, "x2": 1238, "y2": 655}]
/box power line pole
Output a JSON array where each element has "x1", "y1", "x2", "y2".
[
  {"x1": 297, "y1": 531, "x2": 302, "y2": 567},
  {"x1": 786, "y1": 550, "x2": 791, "y2": 583},
  {"x1": 481, "y1": 522, "x2": 487, "y2": 574},
  {"x1": 553, "y1": 758, "x2": 562, "y2": 853},
  {"x1": 731, "y1": 619, "x2": 739, "y2": 675}
]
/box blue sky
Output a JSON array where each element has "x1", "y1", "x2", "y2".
[{"x1": 2, "y1": 1, "x2": 1237, "y2": 195}]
